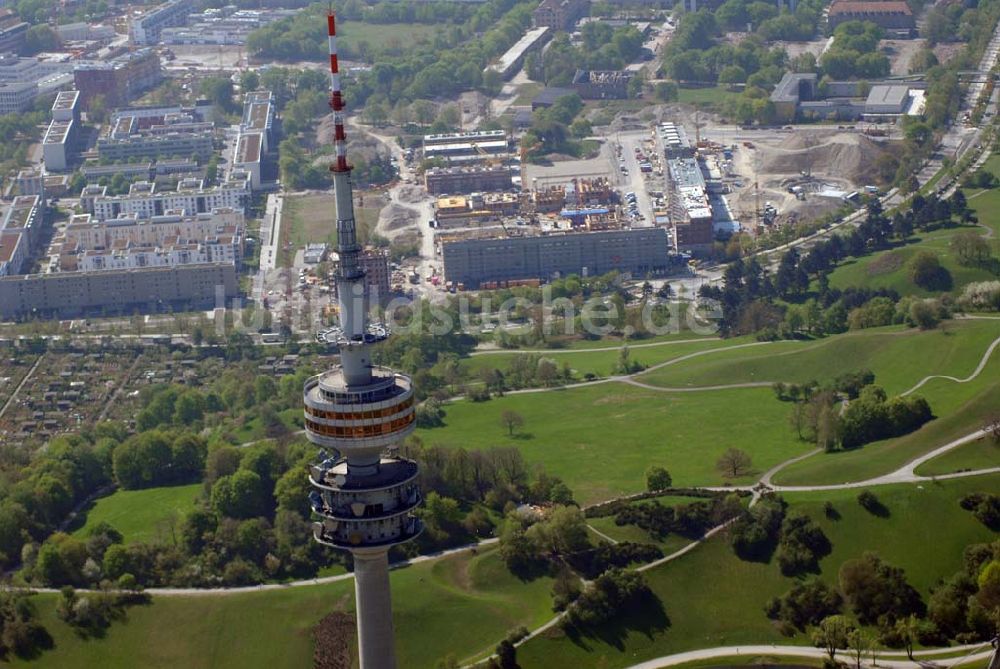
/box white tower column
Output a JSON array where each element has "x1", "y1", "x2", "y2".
[{"x1": 353, "y1": 549, "x2": 397, "y2": 669}]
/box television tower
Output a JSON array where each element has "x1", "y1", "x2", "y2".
[{"x1": 304, "y1": 12, "x2": 421, "y2": 669}]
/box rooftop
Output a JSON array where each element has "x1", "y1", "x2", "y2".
[
  {"x1": 488, "y1": 26, "x2": 550, "y2": 73},
  {"x1": 866, "y1": 83, "x2": 910, "y2": 107},
  {"x1": 244, "y1": 100, "x2": 271, "y2": 131},
  {"x1": 829, "y1": 0, "x2": 912, "y2": 15},
  {"x1": 236, "y1": 132, "x2": 262, "y2": 163},
  {"x1": 0, "y1": 232, "x2": 23, "y2": 264},
  {"x1": 43, "y1": 119, "x2": 73, "y2": 144},
  {"x1": 52, "y1": 90, "x2": 79, "y2": 110},
  {"x1": 532, "y1": 86, "x2": 576, "y2": 107},
  {"x1": 770, "y1": 72, "x2": 818, "y2": 104}
]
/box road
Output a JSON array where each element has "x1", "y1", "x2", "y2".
[
  {"x1": 355, "y1": 123, "x2": 441, "y2": 298},
  {"x1": 0, "y1": 353, "x2": 43, "y2": 421}
]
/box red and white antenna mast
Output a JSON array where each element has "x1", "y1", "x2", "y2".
[{"x1": 327, "y1": 13, "x2": 349, "y2": 173}]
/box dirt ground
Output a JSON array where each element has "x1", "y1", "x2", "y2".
[
  {"x1": 728, "y1": 130, "x2": 889, "y2": 225},
  {"x1": 312, "y1": 611, "x2": 356, "y2": 669},
  {"x1": 773, "y1": 38, "x2": 831, "y2": 60},
  {"x1": 932, "y1": 42, "x2": 964, "y2": 66},
  {"x1": 381, "y1": 203, "x2": 419, "y2": 232},
  {"x1": 882, "y1": 39, "x2": 925, "y2": 76}
]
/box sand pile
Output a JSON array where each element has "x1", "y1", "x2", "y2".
[
  {"x1": 760, "y1": 132, "x2": 885, "y2": 183},
  {"x1": 396, "y1": 185, "x2": 424, "y2": 204},
  {"x1": 380, "y1": 203, "x2": 417, "y2": 232}
]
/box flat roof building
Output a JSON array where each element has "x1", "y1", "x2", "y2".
[
  {"x1": 0, "y1": 21, "x2": 28, "y2": 54},
  {"x1": 42, "y1": 119, "x2": 77, "y2": 172},
  {"x1": 667, "y1": 158, "x2": 714, "y2": 252},
  {"x1": 87, "y1": 179, "x2": 249, "y2": 221},
  {"x1": 240, "y1": 90, "x2": 274, "y2": 152},
  {"x1": 0, "y1": 262, "x2": 238, "y2": 319},
  {"x1": 52, "y1": 90, "x2": 80, "y2": 122},
  {"x1": 233, "y1": 132, "x2": 263, "y2": 189},
  {"x1": 443, "y1": 227, "x2": 669, "y2": 288},
  {"x1": 97, "y1": 111, "x2": 214, "y2": 162},
  {"x1": 73, "y1": 48, "x2": 162, "y2": 107},
  {"x1": 1, "y1": 195, "x2": 43, "y2": 252},
  {"x1": 425, "y1": 166, "x2": 514, "y2": 195},
  {"x1": 657, "y1": 122, "x2": 693, "y2": 158},
  {"x1": 828, "y1": 0, "x2": 915, "y2": 32},
  {"x1": 0, "y1": 81, "x2": 38, "y2": 115},
  {"x1": 63, "y1": 208, "x2": 244, "y2": 250},
  {"x1": 0, "y1": 231, "x2": 26, "y2": 277},
  {"x1": 423, "y1": 130, "x2": 510, "y2": 164},
  {"x1": 865, "y1": 84, "x2": 911, "y2": 114},
  {"x1": 485, "y1": 26, "x2": 550, "y2": 80},
  {"x1": 129, "y1": 0, "x2": 193, "y2": 45}
]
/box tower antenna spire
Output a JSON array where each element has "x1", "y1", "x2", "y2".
[{"x1": 305, "y1": 12, "x2": 422, "y2": 669}]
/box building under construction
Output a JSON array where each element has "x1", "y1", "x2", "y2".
[
  {"x1": 424, "y1": 166, "x2": 513, "y2": 195},
  {"x1": 666, "y1": 157, "x2": 714, "y2": 252},
  {"x1": 422, "y1": 129, "x2": 510, "y2": 165}
]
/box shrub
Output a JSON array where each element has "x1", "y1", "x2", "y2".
[
  {"x1": 765, "y1": 578, "x2": 842, "y2": 629},
  {"x1": 959, "y1": 281, "x2": 1000, "y2": 311}
]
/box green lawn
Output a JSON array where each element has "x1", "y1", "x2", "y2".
[
  {"x1": 512, "y1": 82, "x2": 544, "y2": 106},
  {"x1": 914, "y1": 434, "x2": 1000, "y2": 476},
  {"x1": 825, "y1": 224, "x2": 997, "y2": 297},
  {"x1": 337, "y1": 22, "x2": 440, "y2": 56},
  {"x1": 587, "y1": 494, "x2": 715, "y2": 555},
  {"x1": 462, "y1": 337, "x2": 737, "y2": 380},
  {"x1": 516, "y1": 474, "x2": 1000, "y2": 669},
  {"x1": 11, "y1": 546, "x2": 554, "y2": 669},
  {"x1": 639, "y1": 319, "x2": 1000, "y2": 395},
  {"x1": 965, "y1": 186, "x2": 1000, "y2": 238},
  {"x1": 278, "y1": 194, "x2": 377, "y2": 268},
  {"x1": 70, "y1": 484, "x2": 203, "y2": 545},
  {"x1": 774, "y1": 327, "x2": 1000, "y2": 485},
  {"x1": 419, "y1": 383, "x2": 812, "y2": 505},
  {"x1": 675, "y1": 84, "x2": 741, "y2": 109}
]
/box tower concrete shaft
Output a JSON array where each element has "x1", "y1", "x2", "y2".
[
  {"x1": 353, "y1": 549, "x2": 398, "y2": 669},
  {"x1": 304, "y1": 13, "x2": 421, "y2": 669}
]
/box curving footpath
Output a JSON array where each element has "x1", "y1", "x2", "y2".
[
  {"x1": 26, "y1": 539, "x2": 499, "y2": 598},
  {"x1": 469, "y1": 337, "x2": 721, "y2": 356},
  {"x1": 901, "y1": 332, "x2": 1000, "y2": 396},
  {"x1": 622, "y1": 643, "x2": 996, "y2": 669}
]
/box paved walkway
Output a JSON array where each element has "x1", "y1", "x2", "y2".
[{"x1": 623, "y1": 643, "x2": 997, "y2": 669}]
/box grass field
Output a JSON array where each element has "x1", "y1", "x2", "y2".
[
  {"x1": 774, "y1": 326, "x2": 1000, "y2": 485},
  {"x1": 337, "y1": 22, "x2": 440, "y2": 57},
  {"x1": 512, "y1": 82, "x2": 544, "y2": 106},
  {"x1": 70, "y1": 484, "x2": 203, "y2": 545},
  {"x1": 675, "y1": 85, "x2": 741, "y2": 109},
  {"x1": 461, "y1": 337, "x2": 737, "y2": 380},
  {"x1": 639, "y1": 319, "x2": 1000, "y2": 395},
  {"x1": 278, "y1": 194, "x2": 377, "y2": 268},
  {"x1": 825, "y1": 224, "x2": 997, "y2": 296},
  {"x1": 516, "y1": 474, "x2": 1000, "y2": 668},
  {"x1": 587, "y1": 494, "x2": 715, "y2": 554},
  {"x1": 11, "y1": 546, "x2": 554, "y2": 669},
  {"x1": 914, "y1": 434, "x2": 1000, "y2": 476},
  {"x1": 418, "y1": 383, "x2": 812, "y2": 504}
]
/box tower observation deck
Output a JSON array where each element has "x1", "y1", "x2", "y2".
[{"x1": 304, "y1": 13, "x2": 421, "y2": 669}]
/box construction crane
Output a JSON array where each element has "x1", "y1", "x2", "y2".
[
  {"x1": 471, "y1": 142, "x2": 503, "y2": 167},
  {"x1": 519, "y1": 138, "x2": 542, "y2": 188}
]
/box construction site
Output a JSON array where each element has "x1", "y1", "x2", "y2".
[{"x1": 727, "y1": 128, "x2": 893, "y2": 229}]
